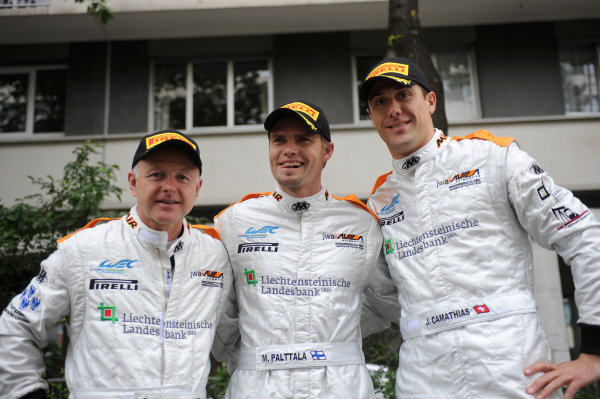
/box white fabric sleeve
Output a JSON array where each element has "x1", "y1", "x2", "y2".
[
  {"x1": 0, "y1": 248, "x2": 71, "y2": 399},
  {"x1": 505, "y1": 142, "x2": 600, "y2": 353}
]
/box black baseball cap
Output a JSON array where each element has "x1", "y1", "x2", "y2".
[
  {"x1": 132, "y1": 130, "x2": 202, "y2": 175},
  {"x1": 359, "y1": 57, "x2": 431, "y2": 102},
  {"x1": 264, "y1": 100, "x2": 331, "y2": 142}
]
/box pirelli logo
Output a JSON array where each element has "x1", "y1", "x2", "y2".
[
  {"x1": 146, "y1": 132, "x2": 196, "y2": 151},
  {"x1": 366, "y1": 62, "x2": 409, "y2": 80},
  {"x1": 282, "y1": 102, "x2": 319, "y2": 121},
  {"x1": 238, "y1": 243, "x2": 279, "y2": 253}
]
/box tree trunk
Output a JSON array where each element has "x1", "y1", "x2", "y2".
[{"x1": 388, "y1": 0, "x2": 448, "y2": 133}]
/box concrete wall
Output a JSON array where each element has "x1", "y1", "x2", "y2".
[{"x1": 1, "y1": 116, "x2": 598, "y2": 209}]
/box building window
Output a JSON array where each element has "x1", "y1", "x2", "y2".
[
  {"x1": 152, "y1": 59, "x2": 271, "y2": 131},
  {"x1": 354, "y1": 55, "x2": 384, "y2": 122},
  {"x1": 353, "y1": 49, "x2": 479, "y2": 123},
  {"x1": 431, "y1": 48, "x2": 480, "y2": 121},
  {"x1": 559, "y1": 44, "x2": 600, "y2": 114},
  {"x1": 0, "y1": 66, "x2": 66, "y2": 134}
]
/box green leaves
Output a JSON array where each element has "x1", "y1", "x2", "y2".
[
  {"x1": 0, "y1": 141, "x2": 122, "y2": 309},
  {"x1": 73, "y1": 0, "x2": 113, "y2": 24}
]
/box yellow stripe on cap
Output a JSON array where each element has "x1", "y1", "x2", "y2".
[
  {"x1": 282, "y1": 102, "x2": 320, "y2": 122},
  {"x1": 146, "y1": 132, "x2": 197, "y2": 151},
  {"x1": 366, "y1": 62, "x2": 409, "y2": 80}
]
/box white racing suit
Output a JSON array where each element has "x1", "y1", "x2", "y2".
[
  {"x1": 212, "y1": 187, "x2": 398, "y2": 399},
  {"x1": 368, "y1": 129, "x2": 600, "y2": 399},
  {"x1": 0, "y1": 206, "x2": 232, "y2": 399}
]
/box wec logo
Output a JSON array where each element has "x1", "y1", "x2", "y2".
[
  {"x1": 99, "y1": 259, "x2": 137, "y2": 269},
  {"x1": 380, "y1": 194, "x2": 400, "y2": 215},
  {"x1": 245, "y1": 226, "x2": 279, "y2": 235}
]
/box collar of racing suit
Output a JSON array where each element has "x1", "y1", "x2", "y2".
[
  {"x1": 271, "y1": 185, "x2": 331, "y2": 214},
  {"x1": 392, "y1": 128, "x2": 448, "y2": 174},
  {"x1": 127, "y1": 205, "x2": 187, "y2": 257}
]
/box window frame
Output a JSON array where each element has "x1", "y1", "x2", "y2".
[
  {"x1": 148, "y1": 57, "x2": 273, "y2": 133},
  {"x1": 558, "y1": 42, "x2": 600, "y2": 115},
  {"x1": 0, "y1": 64, "x2": 67, "y2": 136},
  {"x1": 352, "y1": 48, "x2": 482, "y2": 124}
]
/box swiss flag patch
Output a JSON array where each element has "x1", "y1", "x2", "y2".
[{"x1": 473, "y1": 304, "x2": 490, "y2": 314}]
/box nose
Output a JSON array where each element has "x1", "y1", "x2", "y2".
[
  {"x1": 388, "y1": 99, "x2": 402, "y2": 118},
  {"x1": 161, "y1": 176, "x2": 177, "y2": 192},
  {"x1": 282, "y1": 141, "x2": 297, "y2": 156}
]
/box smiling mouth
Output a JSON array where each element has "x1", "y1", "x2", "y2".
[
  {"x1": 157, "y1": 200, "x2": 179, "y2": 205},
  {"x1": 280, "y1": 161, "x2": 303, "y2": 168},
  {"x1": 388, "y1": 120, "x2": 410, "y2": 129}
]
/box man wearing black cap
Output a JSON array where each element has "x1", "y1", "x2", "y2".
[
  {"x1": 362, "y1": 57, "x2": 600, "y2": 399},
  {"x1": 212, "y1": 101, "x2": 398, "y2": 398},
  {"x1": 0, "y1": 130, "x2": 232, "y2": 399}
]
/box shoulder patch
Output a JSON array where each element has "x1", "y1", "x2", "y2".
[
  {"x1": 332, "y1": 194, "x2": 379, "y2": 223},
  {"x1": 370, "y1": 171, "x2": 393, "y2": 195},
  {"x1": 57, "y1": 217, "x2": 118, "y2": 244},
  {"x1": 191, "y1": 225, "x2": 221, "y2": 241},
  {"x1": 214, "y1": 192, "x2": 272, "y2": 220},
  {"x1": 451, "y1": 129, "x2": 516, "y2": 147}
]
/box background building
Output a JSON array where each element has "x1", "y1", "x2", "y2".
[{"x1": 1, "y1": 0, "x2": 600, "y2": 363}]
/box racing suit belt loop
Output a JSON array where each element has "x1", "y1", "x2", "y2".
[
  {"x1": 399, "y1": 292, "x2": 537, "y2": 340},
  {"x1": 236, "y1": 341, "x2": 365, "y2": 370}
]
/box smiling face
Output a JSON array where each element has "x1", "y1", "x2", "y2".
[
  {"x1": 367, "y1": 79, "x2": 436, "y2": 159},
  {"x1": 128, "y1": 146, "x2": 202, "y2": 240},
  {"x1": 268, "y1": 114, "x2": 334, "y2": 198}
]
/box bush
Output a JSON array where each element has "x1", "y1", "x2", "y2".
[{"x1": 0, "y1": 141, "x2": 122, "y2": 311}]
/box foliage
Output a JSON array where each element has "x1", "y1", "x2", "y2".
[
  {"x1": 363, "y1": 326, "x2": 400, "y2": 399},
  {"x1": 207, "y1": 362, "x2": 230, "y2": 399},
  {"x1": 0, "y1": 140, "x2": 122, "y2": 311},
  {"x1": 74, "y1": 0, "x2": 113, "y2": 24}
]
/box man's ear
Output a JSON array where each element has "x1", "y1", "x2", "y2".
[{"x1": 128, "y1": 171, "x2": 138, "y2": 198}]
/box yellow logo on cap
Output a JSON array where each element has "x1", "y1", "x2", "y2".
[
  {"x1": 146, "y1": 132, "x2": 196, "y2": 151},
  {"x1": 366, "y1": 62, "x2": 409, "y2": 80},
  {"x1": 282, "y1": 102, "x2": 319, "y2": 122}
]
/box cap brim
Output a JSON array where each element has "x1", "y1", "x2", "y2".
[
  {"x1": 264, "y1": 108, "x2": 300, "y2": 132},
  {"x1": 359, "y1": 76, "x2": 418, "y2": 102}
]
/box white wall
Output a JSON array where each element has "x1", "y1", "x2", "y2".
[{"x1": 1, "y1": 116, "x2": 598, "y2": 209}]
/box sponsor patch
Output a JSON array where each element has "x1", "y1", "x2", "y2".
[
  {"x1": 385, "y1": 239, "x2": 394, "y2": 255},
  {"x1": 402, "y1": 156, "x2": 420, "y2": 170},
  {"x1": 239, "y1": 226, "x2": 279, "y2": 239},
  {"x1": 379, "y1": 194, "x2": 400, "y2": 216},
  {"x1": 437, "y1": 169, "x2": 481, "y2": 191},
  {"x1": 19, "y1": 284, "x2": 41, "y2": 312},
  {"x1": 89, "y1": 279, "x2": 139, "y2": 291},
  {"x1": 98, "y1": 302, "x2": 118, "y2": 324},
  {"x1": 322, "y1": 233, "x2": 364, "y2": 250},
  {"x1": 290, "y1": 201, "x2": 310, "y2": 212},
  {"x1": 238, "y1": 243, "x2": 279, "y2": 254},
  {"x1": 553, "y1": 206, "x2": 589, "y2": 231},
  {"x1": 529, "y1": 163, "x2": 544, "y2": 175},
  {"x1": 90, "y1": 259, "x2": 137, "y2": 275},
  {"x1": 190, "y1": 270, "x2": 224, "y2": 288},
  {"x1": 380, "y1": 211, "x2": 404, "y2": 226}
]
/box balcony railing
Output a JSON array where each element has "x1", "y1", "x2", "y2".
[{"x1": 0, "y1": 0, "x2": 49, "y2": 8}]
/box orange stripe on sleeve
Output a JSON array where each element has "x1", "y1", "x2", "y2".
[
  {"x1": 451, "y1": 129, "x2": 516, "y2": 147},
  {"x1": 57, "y1": 217, "x2": 117, "y2": 244},
  {"x1": 214, "y1": 192, "x2": 272, "y2": 220},
  {"x1": 332, "y1": 194, "x2": 379, "y2": 223},
  {"x1": 370, "y1": 171, "x2": 393, "y2": 195},
  {"x1": 191, "y1": 225, "x2": 221, "y2": 241}
]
